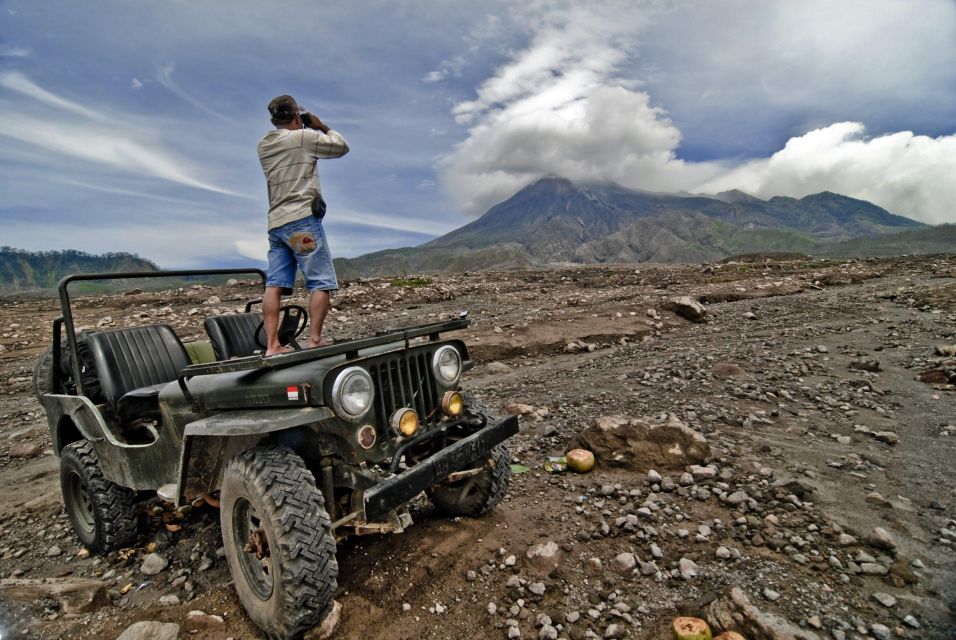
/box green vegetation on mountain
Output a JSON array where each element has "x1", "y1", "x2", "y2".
[
  {"x1": 817, "y1": 224, "x2": 956, "y2": 257},
  {"x1": 0, "y1": 247, "x2": 158, "y2": 293}
]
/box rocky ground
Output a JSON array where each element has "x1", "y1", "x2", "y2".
[{"x1": 0, "y1": 254, "x2": 954, "y2": 640}]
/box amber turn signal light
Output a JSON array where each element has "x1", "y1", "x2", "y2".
[
  {"x1": 441, "y1": 391, "x2": 463, "y2": 417},
  {"x1": 390, "y1": 408, "x2": 419, "y2": 437}
]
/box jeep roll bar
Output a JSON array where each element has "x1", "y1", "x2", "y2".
[{"x1": 56, "y1": 269, "x2": 267, "y2": 397}]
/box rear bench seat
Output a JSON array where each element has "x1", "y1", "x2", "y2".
[{"x1": 86, "y1": 324, "x2": 190, "y2": 423}]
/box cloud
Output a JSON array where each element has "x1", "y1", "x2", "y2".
[
  {"x1": 130, "y1": 77, "x2": 143, "y2": 90},
  {"x1": 0, "y1": 70, "x2": 103, "y2": 120},
  {"x1": 695, "y1": 123, "x2": 956, "y2": 225},
  {"x1": 156, "y1": 63, "x2": 226, "y2": 120},
  {"x1": 440, "y1": 0, "x2": 956, "y2": 224},
  {"x1": 0, "y1": 44, "x2": 30, "y2": 58},
  {"x1": 0, "y1": 71, "x2": 247, "y2": 198},
  {"x1": 423, "y1": 55, "x2": 466, "y2": 84}
]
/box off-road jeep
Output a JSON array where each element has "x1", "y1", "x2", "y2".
[{"x1": 33, "y1": 269, "x2": 517, "y2": 639}]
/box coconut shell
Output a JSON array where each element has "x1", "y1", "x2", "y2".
[
  {"x1": 566, "y1": 448, "x2": 595, "y2": 473},
  {"x1": 713, "y1": 632, "x2": 746, "y2": 640},
  {"x1": 672, "y1": 617, "x2": 713, "y2": 640}
]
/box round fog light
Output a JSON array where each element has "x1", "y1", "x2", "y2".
[
  {"x1": 357, "y1": 425, "x2": 377, "y2": 449},
  {"x1": 442, "y1": 391, "x2": 463, "y2": 417},
  {"x1": 391, "y1": 408, "x2": 419, "y2": 437}
]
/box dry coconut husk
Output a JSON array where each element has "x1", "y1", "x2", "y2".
[
  {"x1": 566, "y1": 449, "x2": 595, "y2": 473},
  {"x1": 673, "y1": 617, "x2": 713, "y2": 640}
]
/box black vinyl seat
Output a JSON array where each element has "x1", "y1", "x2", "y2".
[
  {"x1": 86, "y1": 324, "x2": 191, "y2": 423},
  {"x1": 204, "y1": 312, "x2": 263, "y2": 360}
]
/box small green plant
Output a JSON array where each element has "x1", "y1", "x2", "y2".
[{"x1": 390, "y1": 276, "x2": 433, "y2": 288}]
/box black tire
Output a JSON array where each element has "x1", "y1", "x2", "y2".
[
  {"x1": 221, "y1": 447, "x2": 338, "y2": 640},
  {"x1": 33, "y1": 347, "x2": 56, "y2": 402},
  {"x1": 59, "y1": 441, "x2": 139, "y2": 553},
  {"x1": 427, "y1": 442, "x2": 512, "y2": 518}
]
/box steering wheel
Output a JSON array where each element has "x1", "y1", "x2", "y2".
[{"x1": 254, "y1": 304, "x2": 309, "y2": 351}]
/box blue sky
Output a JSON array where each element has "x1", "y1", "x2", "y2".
[{"x1": 2, "y1": 0, "x2": 954, "y2": 268}]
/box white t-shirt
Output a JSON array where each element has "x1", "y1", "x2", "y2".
[{"x1": 257, "y1": 128, "x2": 350, "y2": 230}]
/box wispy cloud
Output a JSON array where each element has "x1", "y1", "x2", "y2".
[
  {"x1": 156, "y1": 63, "x2": 226, "y2": 120},
  {"x1": 0, "y1": 71, "x2": 249, "y2": 198},
  {"x1": 0, "y1": 70, "x2": 103, "y2": 120},
  {"x1": 0, "y1": 44, "x2": 30, "y2": 58}
]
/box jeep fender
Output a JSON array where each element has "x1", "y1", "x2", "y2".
[{"x1": 177, "y1": 407, "x2": 355, "y2": 502}]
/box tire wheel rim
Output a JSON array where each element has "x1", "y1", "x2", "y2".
[
  {"x1": 66, "y1": 470, "x2": 95, "y2": 535},
  {"x1": 233, "y1": 497, "x2": 274, "y2": 600}
]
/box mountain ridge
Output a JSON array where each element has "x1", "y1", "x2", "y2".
[
  {"x1": 335, "y1": 176, "x2": 932, "y2": 278},
  {"x1": 0, "y1": 247, "x2": 159, "y2": 293}
]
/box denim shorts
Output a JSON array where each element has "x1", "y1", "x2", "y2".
[{"x1": 266, "y1": 216, "x2": 339, "y2": 294}]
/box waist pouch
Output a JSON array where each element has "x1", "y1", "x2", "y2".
[{"x1": 311, "y1": 194, "x2": 327, "y2": 219}]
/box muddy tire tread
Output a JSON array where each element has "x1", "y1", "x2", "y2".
[
  {"x1": 60, "y1": 441, "x2": 138, "y2": 552},
  {"x1": 225, "y1": 447, "x2": 337, "y2": 640}
]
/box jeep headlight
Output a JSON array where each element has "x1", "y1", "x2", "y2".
[
  {"x1": 432, "y1": 345, "x2": 462, "y2": 386},
  {"x1": 331, "y1": 367, "x2": 374, "y2": 420}
]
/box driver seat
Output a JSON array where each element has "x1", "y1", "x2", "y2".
[
  {"x1": 86, "y1": 324, "x2": 191, "y2": 424},
  {"x1": 204, "y1": 312, "x2": 263, "y2": 360}
]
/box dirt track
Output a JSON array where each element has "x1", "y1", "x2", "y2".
[{"x1": 0, "y1": 255, "x2": 954, "y2": 639}]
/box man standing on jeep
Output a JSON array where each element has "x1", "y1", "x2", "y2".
[{"x1": 257, "y1": 95, "x2": 349, "y2": 356}]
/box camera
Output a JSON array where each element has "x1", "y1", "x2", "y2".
[{"x1": 300, "y1": 113, "x2": 313, "y2": 128}]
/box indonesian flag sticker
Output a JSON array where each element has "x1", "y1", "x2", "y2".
[{"x1": 287, "y1": 386, "x2": 300, "y2": 401}]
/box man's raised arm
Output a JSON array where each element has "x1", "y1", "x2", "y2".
[{"x1": 302, "y1": 113, "x2": 349, "y2": 159}]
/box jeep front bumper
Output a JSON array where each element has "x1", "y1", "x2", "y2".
[{"x1": 362, "y1": 415, "x2": 519, "y2": 522}]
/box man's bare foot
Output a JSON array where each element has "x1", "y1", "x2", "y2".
[
  {"x1": 309, "y1": 337, "x2": 333, "y2": 349},
  {"x1": 264, "y1": 345, "x2": 294, "y2": 357}
]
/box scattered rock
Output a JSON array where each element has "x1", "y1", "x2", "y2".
[
  {"x1": 678, "y1": 558, "x2": 699, "y2": 580},
  {"x1": 872, "y1": 431, "x2": 899, "y2": 445},
  {"x1": 576, "y1": 414, "x2": 710, "y2": 471},
  {"x1": 486, "y1": 361, "x2": 512, "y2": 374},
  {"x1": 116, "y1": 621, "x2": 180, "y2": 640},
  {"x1": 141, "y1": 552, "x2": 169, "y2": 575},
  {"x1": 868, "y1": 527, "x2": 897, "y2": 550},
  {"x1": 8, "y1": 443, "x2": 42, "y2": 459},
  {"x1": 665, "y1": 296, "x2": 709, "y2": 323},
  {"x1": 505, "y1": 403, "x2": 536, "y2": 416},
  {"x1": 872, "y1": 592, "x2": 897, "y2": 608},
  {"x1": 0, "y1": 577, "x2": 109, "y2": 614},
  {"x1": 526, "y1": 541, "x2": 563, "y2": 574},
  {"x1": 610, "y1": 552, "x2": 636, "y2": 575},
  {"x1": 707, "y1": 587, "x2": 820, "y2": 640},
  {"x1": 711, "y1": 362, "x2": 747, "y2": 378},
  {"x1": 184, "y1": 610, "x2": 224, "y2": 630},
  {"x1": 849, "y1": 359, "x2": 881, "y2": 372}
]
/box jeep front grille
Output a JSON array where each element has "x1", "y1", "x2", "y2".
[{"x1": 369, "y1": 352, "x2": 440, "y2": 430}]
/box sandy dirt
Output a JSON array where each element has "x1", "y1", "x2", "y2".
[{"x1": 0, "y1": 255, "x2": 953, "y2": 639}]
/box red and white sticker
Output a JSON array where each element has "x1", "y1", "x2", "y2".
[{"x1": 287, "y1": 386, "x2": 300, "y2": 401}]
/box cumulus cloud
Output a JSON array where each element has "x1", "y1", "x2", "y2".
[
  {"x1": 695, "y1": 123, "x2": 956, "y2": 225},
  {"x1": 440, "y1": 0, "x2": 956, "y2": 224}
]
